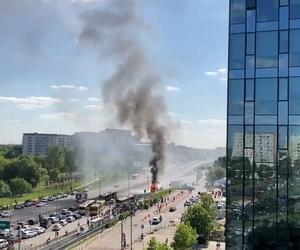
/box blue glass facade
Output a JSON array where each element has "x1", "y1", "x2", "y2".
[{"x1": 227, "y1": 0, "x2": 300, "y2": 249}]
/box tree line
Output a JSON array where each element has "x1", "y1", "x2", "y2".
[{"x1": 0, "y1": 145, "x2": 78, "y2": 197}]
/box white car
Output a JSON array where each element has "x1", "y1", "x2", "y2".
[
  {"x1": 0, "y1": 239, "x2": 8, "y2": 249},
  {"x1": 50, "y1": 217, "x2": 59, "y2": 224},
  {"x1": 21, "y1": 230, "x2": 37, "y2": 239},
  {"x1": 184, "y1": 201, "x2": 193, "y2": 207},
  {"x1": 1, "y1": 210, "x2": 12, "y2": 217},
  {"x1": 151, "y1": 217, "x2": 161, "y2": 225},
  {"x1": 59, "y1": 219, "x2": 68, "y2": 226},
  {"x1": 32, "y1": 226, "x2": 46, "y2": 234},
  {"x1": 52, "y1": 224, "x2": 62, "y2": 231},
  {"x1": 36, "y1": 202, "x2": 46, "y2": 207}
]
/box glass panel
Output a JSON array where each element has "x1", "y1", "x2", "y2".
[
  {"x1": 280, "y1": 6, "x2": 289, "y2": 30},
  {"x1": 290, "y1": 0, "x2": 300, "y2": 19},
  {"x1": 280, "y1": 0, "x2": 289, "y2": 5},
  {"x1": 256, "y1": 78, "x2": 277, "y2": 115},
  {"x1": 290, "y1": 67, "x2": 300, "y2": 76},
  {"x1": 255, "y1": 115, "x2": 277, "y2": 125},
  {"x1": 257, "y1": 0, "x2": 279, "y2": 22},
  {"x1": 228, "y1": 125, "x2": 244, "y2": 160},
  {"x1": 229, "y1": 115, "x2": 244, "y2": 124},
  {"x1": 246, "y1": 79, "x2": 254, "y2": 101},
  {"x1": 290, "y1": 116, "x2": 300, "y2": 125},
  {"x1": 231, "y1": 24, "x2": 246, "y2": 33},
  {"x1": 257, "y1": 21, "x2": 278, "y2": 31},
  {"x1": 289, "y1": 126, "x2": 300, "y2": 164},
  {"x1": 247, "y1": 10, "x2": 256, "y2": 32},
  {"x1": 230, "y1": 33, "x2": 246, "y2": 69},
  {"x1": 247, "y1": 33, "x2": 255, "y2": 55},
  {"x1": 246, "y1": 56, "x2": 255, "y2": 78},
  {"x1": 279, "y1": 54, "x2": 289, "y2": 77},
  {"x1": 290, "y1": 77, "x2": 300, "y2": 115},
  {"x1": 290, "y1": 19, "x2": 300, "y2": 29},
  {"x1": 279, "y1": 126, "x2": 288, "y2": 149},
  {"x1": 256, "y1": 68, "x2": 278, "y2": 77},
  {"x1": 245, "y1": 126, "x2": 253, "y2": 148},
  {"x1": 278, "y1": 150, "x2": 288, "y2": 174},
  {"x1": 247, "y1": 0, "x2": 256, "y2": 9},
  {"x1": 280, "y1": 30, "x2": 289, "y2": 53},
  {"x1": 245, "y1": 102, "x2": 254, "y2": 124},
  {"x1": 229, "y1": 79, "x2": 244, "y2": 115},
  {"x1": 256, "y1": 31, "x2": 278, "y2": 68},
  {"x1": 231, "y1": 0, "x2": 246, "y2": 24},
  {"x1": 229, "y1": 69, "x2": 245, "y2": 79},
  {"x1": 279, "y1": 78, "x2": 288, "y2": 101},
  {"x1": 255, "y1": 126, "x2": 277, "y2": 163},
  {"x1": 290, "y1": 29, "x2": 300, "y2": 67},
  {"x1": 279, "y1": 101, "x2": 288, "y2": 125}
]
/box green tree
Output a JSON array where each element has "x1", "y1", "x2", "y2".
[
  {"x1": 64, "y1": 149, "x2": 77, "y2": 174},
  {"x1": 172, "y1": 223, "x2": 198, "y2": 250},
  {"x1": 183, "y1": 203, "x2": 215, "y2": 243},
  {"x1": 147, "y1": 237, "x2": 171, "y2": 250},
  {"x1": 17, "y1": 156, "x2": 40, "y2": 187},
  {"x1": 0, "y1": 180, "x2": 10, "y2": 197},
  {"x1": 200, "y1": 193, "x2": 217, "y2": 218},
  {"x1": 45, "y1": 146, "x2": 65, "y2": 180},
  {"x1": 9, "y1": 177, "x2": 32, "y2": 196},
  {"x1": 49, "y1": 168, "x2": 60, "y2": 183},
  {"x1": 213, "y1": 156, "x2": 226, "y2": 169}
]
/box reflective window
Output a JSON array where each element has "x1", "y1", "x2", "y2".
[
  {"x1": 290, "y1": 77, "x2": 300, "y2": 115},
  {"x1": 279, "y1": 126, "x2": 288, "y2": 149},
  {"x1": 289, "y1": 126, "x2": 300, "y2": 164},
  {"x1": 247, "y1": 10, "x2": 256, "y2": 32},
  {"x1": 229, "y1": 79, "x2": 244, "y2": 115},
  {"x1": 278, "y1": 150, "x2": 288, "y2": 173},
  {"x1": 256, "y1": 78, "x2": 277, "y2": 115},
  {"x1": 228, "y1": 125, "x2": 244, "y2": 160},
  {"x1": 291, "y1": 0, "x2": 300, "y2": 19},
  {"x1": 280, "y1": 30, "x2": 289, "y2": 53},
  {"x1": 279, "y1": 101, "x2": 288, "y2": 125},
  {"x1": 256, "y1": 31, "x2": 278, "y2": 68},
  {"x1": 247, "y1": 0, "x2": 256, "y2": 9},
  {"x1": 280, "y1": 6, "x2": 289, "y2": 30},
  {"x1": 230, "y1": 33, "x2": 245, "y2": 69},
  {"x1": 279, "y1": 78, "x2": 288, "y2": 101},
  {"x1": 280, "y1": 0, "x2": 289, "y2": 5},
  {"x1": 290, "y1": 29, "x2": 300, "y2": 66},
  {"x1": 245, "y1": 126, "x2": 253, "y2": 148},
  {"x1": 247, "y1": 33, "x2": 255, "y2": 54},
  {"x1": 257, "y1": 0, "x2": 279, "y2": 22},
  {"x1": 245, "y1": 102, "x2": 254, "y2": 124},
  {"x1": 246, "y1": 56, "x2": 255, "y2": 78},
  {"x1": 231, "y1": 0, "x2": 246, "y2": 24},
  {"x1": 279, "y1": 54, "x2": 289, "y2": 77},
  {"x1": 255, "y1": 126, "x2": 277, "y2": 163},
  {"x1": 246, "y1": 79, "x2": 254, "y2": 101}
]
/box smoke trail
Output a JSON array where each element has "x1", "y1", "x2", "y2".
[{"x1": 79, "y1": 0, "x2": 167, "y2": 184}]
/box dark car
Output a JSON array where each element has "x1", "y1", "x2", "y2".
[
  {"x1": 68, "y1": 206, "x2": 78, "y2": 212},
  {"x1": 73, "y1": 213, "x2": 82, "y2": 220},
  {"x1": 40, "y1": 216, "x2": 52, "y2": 229},
  {"x1": 14, "y1": 204, "x2": 24, "y2": 210},
  {"x1": 28, "y1": 218, "x2": 39, "y2": 225},
  {"x1": 169, "y1": 206, "x2": 177, "y2": 212},
  {"x1": 24, "y1": 200, "x2": 33, "y2": 207}
]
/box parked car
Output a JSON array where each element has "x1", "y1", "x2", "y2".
[
  {"x1": 66, "y1": 211, "x2": 74, "y2": 217},
  {"x1": 169, "y1": 206, "x2": 177, "y2": 212},
  {"x1": 66, "y1": 216, "x2": 75, "y2": 223},
  {"x1": 184, "y1": 201, "x2": 192, "y2": 207},
  {"x1": 61, "y1": 209, "x2": 68, "y2": 215},
  {"x1": 36, "y1": 202, "x2": 46, "y2": 207},
  {"x1": 48, "y1": 196, "x2": 55, "y2": 201},
  {"x1": 68, "y1": 206, "x2": 78, "y2": 212},
  {"x1": 40, "y1": 198, "x2": 48, "y2": 203},
  {"x1": 32, "y1": 227, "x2": 46, "y2": 235},
  {"x1": 40, "y1": 217, "x2": 52, "y2": 229},
  {"x1": 0, "y1": 239, "x2": 8, "y2": 249},
  {"x1": 151, "y1": 216, "x2": 161, "y2": 225},
  {"x1": 50, "y1": 217, "x2": 59, "y2": 224},
  {"x1": 73, "y1": 213, "x2": 82, "y2": 220},
  {"x1": 28, "y1": 218, "x2": 39, "y2": 225},
  {"x1": 1, "y1": 210, "x2": 12, "y2": 217},
  {"x1": 61, "y1": 193, "x2": 68, "y2": 198},
  {"x1": 52, "y1": 224, "x2": 62, "y2": 231},
  {"x1": 24, "y1": 200, "x2": 33, "y2": 207},
  {"x1": 0, "y1": 231, "x2": 10, "y2": 239},
  {"x1": 21, "y1": 230, "x2": 37, "y2": 239},
  {"x1": 56, "y1": 195, "x2": 62, "y2": 199},
  {"x1": 14, "y1": 204, "x2": 24, "y2": 210},
  {"x1": 59, "y1": 219, "x2": 68, "y2": 226}
]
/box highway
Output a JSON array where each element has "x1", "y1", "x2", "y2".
[{"x1": 8, "y1": 161, "x2": 208, "y2": 224}]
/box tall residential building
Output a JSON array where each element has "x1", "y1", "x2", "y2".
[
  {"x1": 227, "y1": 0, "x2": 300, "y2": 249},
  {"x1": 22, "y1": 133, "x2": 74, "y2": 155}
]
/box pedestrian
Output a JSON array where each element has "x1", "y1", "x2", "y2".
[{"x1": 165, "y1": 238, "x2": 169, "y2": 245}]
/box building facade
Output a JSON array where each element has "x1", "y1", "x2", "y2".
[
  {"x1": 227, "y1": 0, "x2": 300, "y2": 249},
  {"x1": 22, "y1": 133, "x2": 74, "y2": 155}
]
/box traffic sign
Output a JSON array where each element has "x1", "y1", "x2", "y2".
[{"x1": 0, "y1": 221, "x2": 10, "y2": 230}]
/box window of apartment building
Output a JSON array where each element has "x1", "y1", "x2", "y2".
[
  {"x1": 290, "y1": 0, "x2": 300, "y2": 19},
  {"x1": 289, "y1": 77, "x2": 300, "y2": 114},
  {"x1": 256, "y1": 31, "x2": 278, "y2": 68},
  {"x1": 229, "y1": 33, "x2": 245, "y2": 69},
  {"x1": 290, "y1": 29, "x2": 300, "y2": 66},
  {"x1": 280, "y1": 31, "x2": 289, "y2": 53},
  {"x1": 229, "y1": 79, "x2": 244, "y2": 115},
  {"x1": 257, "y1": 0, "x2": 279, "y2": 22},
  {"x1": 256, "y1": 78, "x2": 278, "y2": 115},
  {"x1": 230, "y1": 0, "x2": 246, "y2": 24}
]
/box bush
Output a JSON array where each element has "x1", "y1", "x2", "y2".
[{"x1": 9, "y1": 177, "x2": 32, "y2": 196}]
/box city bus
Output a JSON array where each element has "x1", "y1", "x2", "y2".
[
  {"x1": 78, "y1": 200, "x2": 95, "y2": 215},
  {"x1": 89, "y1": 200, "x2": 105, "y2": 217}
]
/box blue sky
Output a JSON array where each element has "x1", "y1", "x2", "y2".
[{"x1": 0, "y1": 0, "x2": 228, "y2": 148}]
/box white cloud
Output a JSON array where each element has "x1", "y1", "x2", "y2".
[
  {"x1": 166, "y1": 85, "x2": 180, "y2": 92},
  {"x1": 0, "y1": 96, "x2": 60, "y2": 110},
  {"x1": 78, "y1": 86, "x2": 88, "y2": 91},
  {"x1": 68, "y1": 98, "x2": 79, "y2": 102},
  {"x1": 39, "y1": 112, "x2": 75, "y2": 120},
  {"x1": 88, "y1": 97, "x2": 100, "y2": 102},
  {"x1": 218, "y1": 68, "x2": 227, "y2": 75},
  {"x1": 50, "y1": 84, "x2": 88, "y2": 91},
  {"x1": 197, "y1": 119, "x2": 226, "y2": 126},
  {"x1": 205, "y1": 71, "x2": 219, "y2": 76}
]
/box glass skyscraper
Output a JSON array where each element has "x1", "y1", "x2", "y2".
[{"x1": 227, "y1": 0, "x2": 300, "y2": 249}]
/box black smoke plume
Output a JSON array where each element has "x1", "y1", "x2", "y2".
[{"x1": 79, "y1": 0, "x2": 167, "y2": 184}]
